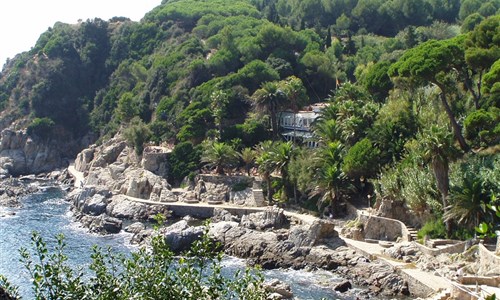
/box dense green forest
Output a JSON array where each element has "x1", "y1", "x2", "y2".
[{"x1": 0, "y1": 0, "x2": 499, "y2": 239}]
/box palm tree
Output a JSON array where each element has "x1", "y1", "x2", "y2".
[
  {"x1": 419, "y1": 125, "x2": 457, "y2": 237},
  {"x1": 255, "y1": 141, "x2": 275, "y2": 205},
  {"x1": 239, "y1": 147, "x2": 256, "y2": 176},
  {"x1": 312, "y1": 119, "x2": 341, "y2": 145},
  {"x1": 210, "y1": 90, "x2": 229, "y2": 139},
  {"x1": 445, "y1": 171, "x2": 489, "y2": 230},
  {"x1": 251, "y1": 81, "x2": 287, "y2": 139},
  {"x1": 201, "y1": 140, "x2": 239, "y2": 175},
  {"x1": 311, "y1": 141, "x2": 350, "y2": 216},
  {"x1": 281, "y1": 76, "x2": 308, "y2": 142},
  {"x1": 268, "y1": 141, "x2": 295, "y2": 201}
]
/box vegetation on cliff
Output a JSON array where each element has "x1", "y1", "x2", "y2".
[{"x1": 0, "y1": 0, "x2": 499, "y2": 239}]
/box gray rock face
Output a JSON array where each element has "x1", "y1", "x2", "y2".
[
  {"x1": 75, "y1": 148, "x2": 95, "y2": 172},
  {"x1": 106, "y1": 195, "x2": 170, "y2": 220},
  {"x1": 205, "y1": 211, "x2": 408, "y2": 297},
  {"x1": 162, "y1": 220, "x2": 205, "y2": 253},
  {"x1": 82, "y1": 194, "x2": 108, "y2": 216},
  {"x1": 76, "y1": 214, "x2": 122, "y2": 234},
  {"x1": 263, "y1": 279, "x2": 293, "y2": 299},
  {"x1": 141, "y1": 147, "x2": 169, "y2": 177},
  {"x1": 289, "y1": 219, "x2": 338, "y2": 247},
  {"x1": 0, "y1": 178, "x2": 39, "y2": 207},
  {"x1": 240, "y1": 206, "x2": 288, "y2": 230},
  {"x1": 125, "y1": 222, "x2": 146, "y2": 234},
  {"x1": 0, "y1": 129, "x2": 64, "y2": 176}
]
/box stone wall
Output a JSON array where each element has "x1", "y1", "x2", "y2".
[
  {"x1": 358, "y1": 213, "x2": 410, "y2": 242},
  {"x1": 414, "y1": 241, "x2": 467, "y2": 256},
  {"x1": 194, "y1": 174, "x2": 257, "y2": 206},
  {"x1": 477, "y1": 243, "x2": 500, "y2": 276}
]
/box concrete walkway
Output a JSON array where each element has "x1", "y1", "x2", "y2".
[
  {"x1": 343, "y1": 237, "x2": 452, "y2": 297},
  {"x1": 67, "y1": 164, "x2": 85, "y2": 188}
]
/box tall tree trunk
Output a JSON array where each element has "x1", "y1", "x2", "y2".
[
  {"x1": 432, "y1": 157, "x2": 452, "y2": 238},
  {"x1": 437, "y1": 87, "x2": 469, "y2": 152},
  {"x1": 463, "y1": 70, "x2": 481, "y2": 109},
  {"x1": 265, "y1": 173, "x2": 273, "y2": 205},
  {"x1": 270, "y1": 111, "x2": 278, "y2": 140}
]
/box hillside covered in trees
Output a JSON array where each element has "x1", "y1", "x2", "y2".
[{"x1": 0, "y1": 0, "x2": 499, "y2": 240}]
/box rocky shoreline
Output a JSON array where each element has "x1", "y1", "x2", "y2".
[{"x1": 6, "y1": 134, "x2": 490, "y2": 299}]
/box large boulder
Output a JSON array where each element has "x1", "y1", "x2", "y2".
[
  {"x1": 162, "y1": 220, "x2": 204, "y2": 253},
  {"x1": 77, "y1": 214, "x2": 123, "y2": 234},
  {"x1": 125, "y1": 222, "x2": 146, "y2": 234},
  {"x1": 82, "y1": 194, "x2": 108, "y2": 216},
  {"x1": 106, "y1": 196, "x2": 150, "y2": 219},
  {"x1": 75, "y1": 147, "x2": 95, "y2": 172},
  {"x1": 240, "y1": 207, "x2": 289, "y2": 230},
  {"x1": 289, "y1": 219, "x2": 341, "y2": 248},
  {"x1": 263, "y1": 279, "x2": 293, "y2": 299}
]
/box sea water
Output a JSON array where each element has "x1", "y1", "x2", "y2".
[{"x1": 0, "y1": 186, "x2": 360, "y2": 299}]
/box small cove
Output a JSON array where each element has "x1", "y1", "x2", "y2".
[{"x1": 0, "y1": 185, "x2": 363, "y2": 299}]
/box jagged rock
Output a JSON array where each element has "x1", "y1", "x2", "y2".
[
  {"x1": 141, "y1": 147, "x2": 169, "y2": 177},
  {"x1": 288, "y1": 219, "x2": 340, "y2": 248},
  {"x1": 82, "y1": 194, "x2": 108, "y2": 216},
  {"x1": 125, "y1": 222, "x2": 146, "y2": 233},
  {"x1": 0, "y1": 178, "x2": 40, "y2": 207},
  {"x1": 99, "y1": 216, "x2": 123, "y2": 234},
  {"x1": 159, "y1": 188, "x2": 177, "y2": 202},
  {"x1": 75, "y1": 147, "x2": 95, "y2": 172},
  {"x1": 333, "y1": 280, "x2": 352, "y2": 292},
  {"x1": 162, "y1": 220, "x2": 204, "y2": 253},
  {"x1": 106, "y1": 195, "x2": 170, "y2": 220},
  {"x1": 0, "y1": 129, "x2": 71, "y2": 176},
  {"x1": 130, "y1": 228, "x2": 154, "y2": 244},
  {"x1": 77, "y1": 214, "x2": 122, "y2": 234},
  {"x1": 263, "y1": 279, "x2": 293, "y2": 299},
  {"x1": 240, "y1": 207, "x2": 288, "y2": 230},
  {"x1": 211, "y1": 208, "x2": 239, "y2": 223}
]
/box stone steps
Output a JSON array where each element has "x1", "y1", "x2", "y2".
[{"x1": 406, "y1": 226, "x2": 419, "y2": 241}]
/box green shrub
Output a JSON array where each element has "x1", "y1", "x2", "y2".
[
  {"x1": 418, "y1": 219, "x2": 446, "y2": 239},
  {"x1": 123, "y1": 117, "x2": 152, "y2": 156},
  {"x1": 1, "y1": 229, "x2": 267, "y2": 300},
  {"x1": 232, "y1": 180, "x2": 251, "y2": 192},
  {"x1": 26, "y1": 117, "x2": 55, "y2": 140}
]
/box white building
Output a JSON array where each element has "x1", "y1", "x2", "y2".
[{"x1": 278, "y1": 103, "x2": 328, "y2": 148}]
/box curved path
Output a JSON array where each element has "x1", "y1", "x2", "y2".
[{"x1": 67, "y1": 164, "x2": 451, "y2": 298}]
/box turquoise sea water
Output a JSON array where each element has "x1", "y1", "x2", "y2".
[{"x1": 0, "y1": 185, "x2": 362, "y2": 299}]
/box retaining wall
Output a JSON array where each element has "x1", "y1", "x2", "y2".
[
  {"x1": 414, "y1": 241, "x2": 467, "y2": 256},
  {"x1": 478, "y1": 243, "x2": 500, "y2": 276},
  {"x1": 358, "y1": 213, "x2": 411, "y2": 242}
]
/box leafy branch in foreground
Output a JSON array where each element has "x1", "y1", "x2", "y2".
[{"x1": 2, "y1": 228, "x2": 267, "y2": 300}]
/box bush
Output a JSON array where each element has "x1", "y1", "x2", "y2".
[
  {"x1": 26, "y1": 117, "x2": 55, "y2": 140},
  {"x1": 418, "y1": 219, "x2": 446, "y2": 239},
  {"x1": 1, "y1": 229, "x2": 268, "y2": 300},
  {"x1": 464, "y1": 108, "x2": 499, "y2": 146},
  {"x1": 168, "y1": 141, "x2": 202, "y2": 184},
  {"x1": 123, "y1": 117, "x2": 152, "y2": 156},
  {"x1": 342, "y1": 138, "x2": 380, "y2": 180}
]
